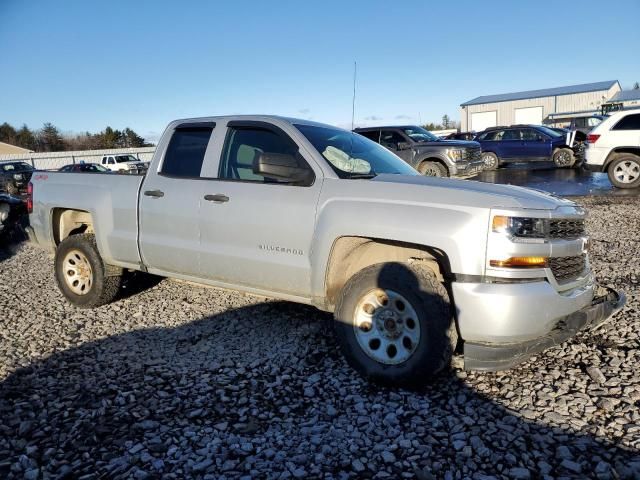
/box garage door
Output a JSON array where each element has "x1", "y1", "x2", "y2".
[
  {"x1": 471, "y1": 111, "x2": 497, "y2": 132},
  {"x1": 515, "y1": 106, "x2": 543, "y2": 125}
]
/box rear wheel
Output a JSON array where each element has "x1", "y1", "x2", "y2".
[
  {"x1": 553, "y1": 148, "x2": 575, "y2": 168},
  {"x1": 334, "y1": 262, "x2": 457, "y2": 386},
  {"x1": 418, "y1": 161, "x2": 446, "y2": 177},
  {"x1": 481, "y1": 152, "x2": 499, "y2": 170},
  {"x1": 55, "y1": 234, "x2": 123, "y2": 308},
  {"x1": 607, "y1": 154, "x2": 640, "y2": 189}
]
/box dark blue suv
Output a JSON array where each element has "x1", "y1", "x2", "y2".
[{"x1": 475, "y1": 125, "x2": 576, "y2": 169}]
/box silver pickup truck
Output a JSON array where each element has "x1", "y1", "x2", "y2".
[{"x1": 27, "y1": 115, "x2": 624, "y2": 386}]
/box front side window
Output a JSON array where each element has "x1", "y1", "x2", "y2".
[
  {"x1": 161, "y1": 126, "x2": 213, "y2": 177},
  {"x1": 480, "y1": 130, "x2": 504, "y2": 141},
  {"x1": 613, "y1": 114, "x2": 640, "y2": 131},
  {"x1": 380, "y1": 130, "x2": 406, "y2": 150},
  {"x1": 295, "y1": 124, "x2": 418, "y2": 178},
  {"x1": 219, "y1": 127, "x2": 301, "y2": 183}
]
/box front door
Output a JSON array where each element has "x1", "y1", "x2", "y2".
[
  {"x1": 198, "y1": 122, "x2": 322, "y2": 297},
  {"x1": 521, "y1": 128, "x2": 551, "y2": 160},
  {"x1": 380, "y1": 130, "x2": 412, "y2": 164}
]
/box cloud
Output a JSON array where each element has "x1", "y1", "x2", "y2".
[
  {"x1": 298, "y1": 108, "x2": 310, "y2": 114},
  {"x1": 364, "y1": 115, "x2": 382, "y2": 121},
  {"x1": 395, "y1": 114, "x2": 412, "y2": 120}
]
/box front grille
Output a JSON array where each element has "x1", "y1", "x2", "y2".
[
  {"x1": 464, "y1": 147, "x2": 481, "y2": 162},
  {"x1": 549, "y1": 255, "x2": 587, "y2": 284},
  {"x1": 548, "y1": 219, "x2": 585, "y2": 239}
]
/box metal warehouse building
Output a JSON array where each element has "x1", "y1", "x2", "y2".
[{"x1": 460, "y1": 80, "x2": 621, "y2": 132}]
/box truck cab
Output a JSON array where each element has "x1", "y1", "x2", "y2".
[{"x1": 100, "y1": 154, "x2": 147, "y2": 174}]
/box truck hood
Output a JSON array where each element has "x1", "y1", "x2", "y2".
[
  {"x1": 413, "y1": 139, "x2": 479, "y2": 148},
  {"x1": 371, "y1": 174, "x2": 575, "y2": 210}
]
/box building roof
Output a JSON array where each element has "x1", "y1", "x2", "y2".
[
  {"x1": 461, "y1": 80, "x2": 620, "y2": 107},
  {"x1": 607, "y1": 89, "x2": 640, "y2": 103},
  {"x1": 0, "y1": 141, "x2": 33, "y2": 155}
]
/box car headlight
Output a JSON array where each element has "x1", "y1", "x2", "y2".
[
  {"x1": 447, "y1": 149, "x2": 466, "y2": 162},
  {"x1": 492, "y1": 216, "x2": 547, "y2": 238}
]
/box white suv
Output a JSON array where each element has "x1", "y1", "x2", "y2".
[{"x1": 585, "y1": 110, "x2": 640, "y2": 188}]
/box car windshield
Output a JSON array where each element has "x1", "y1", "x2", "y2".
[
  {"x1": 2, "y1": 162, "x2": 32, "y2": 172},
  {"x1": 115, "y1": 155, "x2": 137, "y2": 163},
  {"x1": 402, "y1": 126, "x2": 439, "y2": 142},
  {"x1": 295, "y1": 124, "x2": 418, "y2": 178},
  {"x1": 536, "y1": 126, "x2": 563, "y2": 138}
]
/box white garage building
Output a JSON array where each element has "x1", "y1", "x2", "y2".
[{"x1": 460, "y1": 80, "x2": 621, "y2": 132}]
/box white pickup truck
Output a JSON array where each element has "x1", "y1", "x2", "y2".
[
  {"x1": 100, "y1": 153, "x2": 148, "y2": 174},
  {"x1": 27, "y1": 115, "x2": 624, "y2": 385}
]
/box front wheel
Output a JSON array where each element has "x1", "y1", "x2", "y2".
[
  {"x1": 553, "y1": 148, "x2": 575, "y2": 168},
  {"x1": 55, "y1": 233, "x2": 123, "y2": 308},
  {"x1": 481, "y1": 152, "x2": 499, "y2": 170},
  {"x1": 334, "y1": 262, "x2": 457, "y2": 386},
  {"x1": 418, "y1": 161, "x2": 445, "y2": 177},
  {"x1": 608, "y1": 154, "x2": 640, "y2": 189}
]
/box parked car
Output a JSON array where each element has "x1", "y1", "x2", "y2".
[
  {"x1": 475, "y1": 124, "x2": 579, "y2": 169},
  {"x1": 100, "y1": 154, "x2": 149, "y2": 174},
  {"x1": 584, "y1": 110, "x2": 640, "y2": 188},
  {"x1": 27, "y1": 115, "x2": 624, "y2": 386},
  {"x1": 0, "y1": 161, "x2": 34, "y2": 194},
  {"x1": 0, "y1": 193, "x2": 27, "y2": 238},
  {"x1": 59, "y1": 163, "x2": 110, "y2": 173},
  {"x1": 443, "y1": 131, "x2": 477, "y2": 141},
  {"x1": 545, "y1": 115, "x2": 604, "y2": 137},
  {"x1": 354, "y1": 125, "x2": 483, "y2": 177}
]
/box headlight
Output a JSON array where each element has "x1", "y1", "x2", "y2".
[
  {"x1": 447, "y1": 149, "x2": 465, "y2": 162},
  {"x1": 492, "y1": 216, "x2": 547, "y2": 238}
]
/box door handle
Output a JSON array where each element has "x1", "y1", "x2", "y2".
[
  {"x1": 204, "y1": 194, "x2": 229, "y2": 203},
  {"x1": 144, "y1": 190, "x2": 164, "y2": 198}
]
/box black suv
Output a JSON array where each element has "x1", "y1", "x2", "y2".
[
  {"x1": 0, "y1": 161, "x2": 34, "y2": 194},
  {"x1": 354, "y1": 125, "x2": 483, "y2": 177}
]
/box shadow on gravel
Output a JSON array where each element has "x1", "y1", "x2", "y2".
[
  {"x1": 1, "y1": 301, "x2": 639, "y2": 479},
  {"x1": 0, "y1": 234, "x2": 26, "y2": 263}
]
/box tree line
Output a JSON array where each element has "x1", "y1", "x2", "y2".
[
  {"x1": 423, "y1": 114, "x2": 460, "y2": 132},
  {"x1": 0, "y1": 122, "x2": 153, "y2": 153}
]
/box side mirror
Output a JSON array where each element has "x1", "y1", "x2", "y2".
[
  {"x1": 397, "y1": 141, "x2": 411, "y2": 150},
  {"x1": 254, "y1": 152, "x2": 313, "y2": 185}
]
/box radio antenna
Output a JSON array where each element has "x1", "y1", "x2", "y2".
[{"x1": 351, "y1": 61, "x2": 357, "y2": 130}]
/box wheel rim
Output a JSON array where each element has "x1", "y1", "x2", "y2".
[
  {"x1": 352, "y1": 289, "x2": 421, "y2": 365},
  {"x1": 482, "y1": 153, "x2": 497, "y2": 168},
  {"x1": 555, "y1": 151, "x2": 571, "y2": 166},
  {"x1": 62, "y1": 249, "x2": 93, "y2": 295},
  {"x1": 421, "y1": 164, "x2": 441, "y2": 177},
  {"x1": 613, "y1": 161, "x2": 640, "y2": 184}
]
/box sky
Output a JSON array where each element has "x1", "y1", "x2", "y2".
[{"x1": 1, "y1": 0, "x2": 639, "y2": 143}]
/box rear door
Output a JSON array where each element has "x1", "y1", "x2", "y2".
[
  {"x1": 198, "y1": 120, "x2": 322, "y2": 297},
  {"x1": 500, "y1": 128, "x2": 525, "y2": 160},
  {"x1": 138, "y1": 123, "x2": 215, "y2": 276},
  {"x1": 608, "y1": 113, "x2": 640, "y2": 149}
]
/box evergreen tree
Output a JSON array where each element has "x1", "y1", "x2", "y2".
[
  {"x1": 0, "y1": 122, "x2": 17, "y2": 145},
  {"x1": 38, "y1": 123, "x2": 65, "y2": 152},
  {"x1": 122, "y1": 127, "x2": 146, "y2": 147},
  {"x1": 16, "y1": 124, "x2": 36, "y2": 151},
  {"x1": 442, "y1": 114, "x2": 450, "y2": 129},
  {"x1": 634, "y1": 82, "x2": 640, "y2": 90}
]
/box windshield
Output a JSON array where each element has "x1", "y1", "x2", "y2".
[
  {"x1": 402, "y1": 126, "x2": 439, "y2": 142},
  {"x1": 295, "y1": 124, "x2": 418, "y2": 178},
  {"x1": 115, "y1": 155, "x2": 137, "y2": 163},
  {"x1": 536, "y1": 126, "x2": 563, "y2": 138},
  {"x1": 2, "y1": 162, "x2": 33, "y2": 172}
]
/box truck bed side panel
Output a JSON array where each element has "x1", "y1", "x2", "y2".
[{"x1": 30, "y1": 173, "x2": 144, "y2": 268}]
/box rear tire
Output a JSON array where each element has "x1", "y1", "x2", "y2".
[
  {"x1": 607, "y1": 154, "x2": 640, "y2": 189},
  {"x1": 418, "y1": 161, "x2": 446, "y2": 177},
  {"x1": 481, "y1": 152, "x2": 499, "y2": 170},
  {"x1": 54, "y1": 233, "x2": 122, "y2": 308},
  {"x1": 334, "y1": 262, "x2": 457, "y2": 387},
  {"x1": 552, "y1": 148, "x2": 575, "y2": 168}
]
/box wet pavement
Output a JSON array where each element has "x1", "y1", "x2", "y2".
[{"x1": 471, "y1": 162, "x2": 640, "y2": 197}]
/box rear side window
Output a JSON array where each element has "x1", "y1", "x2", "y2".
[
  {"x1": 161, "y1": 126, "x2": 214, "y2": 177},
  {"x1": 612, "y1": 114, "x2": 640, "y2": 131}
]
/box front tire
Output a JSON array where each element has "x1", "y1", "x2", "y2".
[
  {"x1": 334, "y1": 262, "x2": 457, "y2": 386},
  {"x1": 607, "y1": 154, "x2": 640, "y2": 189},
  {"x1": 418, "y1": 161, "x2": 445, "y2": 177},
  {"x1": 553, "y1": 148, "x2": 575, "y2": 168},
  {"x1": 55, "y1": 234, "x2": 122, "y2": 308},
  {"x1": 481, "y1": 152, "x2": 499, "y2": 170}
]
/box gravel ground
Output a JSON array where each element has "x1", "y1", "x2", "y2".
[{"x1": 1, "y1": 196, "x2": 639, "y2": 480}]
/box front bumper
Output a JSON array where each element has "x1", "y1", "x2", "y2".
[
  {"x1": 463, "y1": 286, "x2": 625, "y2": 371},
  {"x1": 453, "y1": 160, "x2": 484, "y2": 178}
]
